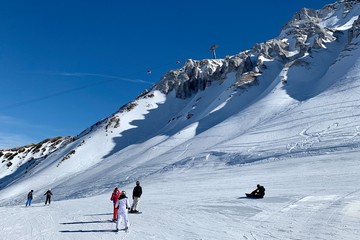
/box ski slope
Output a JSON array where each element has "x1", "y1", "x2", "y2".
[
  {"x1": 1, "y1": 1, "x2": 360, "y2": 239},
  {"x1": 1, "y1": 151, "x2": 359, "y2": 240}
]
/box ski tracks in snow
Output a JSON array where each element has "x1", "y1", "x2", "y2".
[
  {"x1": 271, "y1": 192, "x2": 359, "y2": 239},
  {"x1": 287, "y1": 122, "x2": 339, "y2": 152},
  {"x1": 240, "y1": 187, "x2": 360, "y2": 240},
  {"x1": 353, "y1": 126, "x2": 360, "y2": 138}
]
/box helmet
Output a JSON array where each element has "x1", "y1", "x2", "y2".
[
  {"x1": 136, "y1": 181, "x2": 140, "y2": 185},
  {"x1": 121, "y1": 190, "x2": 126, "y2": 195}
]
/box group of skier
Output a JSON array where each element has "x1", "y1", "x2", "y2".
[
  {"x1": 25, "y1": 189, "x2": 53, "y2": 206},
  {"x1": 110, "y1": 181, "x2": 143, "y2": 232},
  {"x1": 24, "y1": 181, "x2": 263, "y2": 233}
]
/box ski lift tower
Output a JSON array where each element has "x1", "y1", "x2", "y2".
[{"x1": 209, "y1": 44, "x2": 218, "y2": 59}]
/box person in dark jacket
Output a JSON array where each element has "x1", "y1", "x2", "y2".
[
  {"x1": 25, "y1": 190, "x2": 34, "y2": 207},
  {"x1": 250, "y1": 184, "x2": 265, "y2": 198},
  {"x1": 44, "y1": 189, "x2": 53, "y2": 205},
  {"x1": 130, "y1": 181, "x2": 142, "y2": 213}
]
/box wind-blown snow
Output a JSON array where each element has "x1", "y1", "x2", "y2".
[{"x1": 1, "y1": 1, "x2": 360, "y2": 239}]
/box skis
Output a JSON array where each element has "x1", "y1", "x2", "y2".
[
  {"x1": 115, "y1": 227, "x2": 129, "y2": 240},
  {"x1": 115, "y1": 228, "x2": 129, "y2": 233},
  {"x1": 245, "y1": 193, "x2": 263, "y2": 198},
  {"x1": 128, "y1": 211, "x2": 142, "y2": 214}
]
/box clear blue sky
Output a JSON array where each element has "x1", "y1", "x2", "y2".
[{"x1": 0, "y1": 0, "x2": 335, "y2": 149}]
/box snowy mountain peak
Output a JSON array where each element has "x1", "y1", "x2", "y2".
[
  {"x1": 156, "y1": 0, "x2": 360, "y2": 100},
  {"x1": 1, "y1": 0, "x2": 360, "y2": 216},
  {"x1": 1, "y1": 1, "x2": 360, "y2": 239}
]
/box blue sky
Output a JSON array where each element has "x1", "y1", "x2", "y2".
[{"x1": 0, "y1": 0, "x2": 335, "y2": 149}]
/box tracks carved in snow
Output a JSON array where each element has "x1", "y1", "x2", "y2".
[{"x1": 287, "y1": 122, "x2": 339, "y2": 152}]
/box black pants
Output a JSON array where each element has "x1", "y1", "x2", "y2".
[{"x1": 45, "y1": 196, "x2": 51, "y2": 205}]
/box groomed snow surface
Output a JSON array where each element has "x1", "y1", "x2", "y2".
[{"x1": 1, "y1": 151, "x2": 359, "y2": 240}]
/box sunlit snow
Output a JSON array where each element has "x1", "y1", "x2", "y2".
[{"x1": 1, "y1": 1, "x2": 360, "y2": 240}]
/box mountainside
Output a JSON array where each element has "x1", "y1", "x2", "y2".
[{"x1": 1, "y1": 0, "x2": 360, "y2": 208}]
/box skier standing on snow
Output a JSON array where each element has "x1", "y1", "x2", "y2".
[
  {"x1": 44, "y1": 189, "x2": 53, "y2": 205},
  {"x1": 130, "y1": 181, "x2": 142, "y2": 213},
  {"x1": 25, "y1": 190, "x2": 34, "y2": 207},
  {"x1": 115, "y1": 190, "x2": 130, "y2": 232},
  {"x1": 110, "y1": 187, "x2": 121, "y2": 221}
]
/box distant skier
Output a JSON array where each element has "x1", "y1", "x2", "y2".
[
  {"x1": 130, "y1": 181, "x2": 142, "y2": 213},
  {"x1": 44, "y1": 189, "x2": 53, "y2": 205},
  {"x1": 110, "y1": 187, "x2": 121, "y2": 221},
  {"x1": 115, "y1": 190, "x2": 130, "y2": 232},
  {"x1": 25, "y1": 190, "x2": 34, "y2": 207},
  {"x1": 246, "y1": 184, "x2": 265, "y2": 198}
]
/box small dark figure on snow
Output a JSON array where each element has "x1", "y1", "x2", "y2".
[
  {"x1": 44, "y1": 189, "x2": 53, "y2": 205},
  {"x1": 26, "y1": 190, "x2": 34, "y2": 207},
  {"x1": 247, "y1": 184, "x2": 265, "y2": 198},
  {"x1": 130, "y1": 181, "x2": 142, "y2": 213}
]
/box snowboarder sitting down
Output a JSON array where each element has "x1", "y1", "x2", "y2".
[{"x1": 246, "y1": 184, "x2": 265, "y2": 198}]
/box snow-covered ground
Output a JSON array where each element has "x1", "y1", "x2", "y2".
[
  {"x1": 1, "y1": 150, "x2": 359, "y2": 240},
  {"x1": 1, "y1": 1, "x2": 360, "y2": 239}
]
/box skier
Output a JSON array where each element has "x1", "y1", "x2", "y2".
[
  {"x1": 130, "y1": 181, "x2": 142, "y2": 213},
  {"x1": 247, "y1": 184, "x2": 265, "y2": 198},
  {"x1": 110, "y1": 187, "x2": 121, "y2": 221},
  {"x1": 115, "y1": 190, "x2": 130, "y2": 232},
  {"x1": 25, "y1": 190, "x2": 34, "y2": 207},
  {"x1": 44, "y1": 189, "x2": 53, "y2": 205}
]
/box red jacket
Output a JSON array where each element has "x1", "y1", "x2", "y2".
[{"x1": 110, "y1": 189, "x2": 121, "y2": 203}]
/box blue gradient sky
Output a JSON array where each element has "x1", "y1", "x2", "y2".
[{"x1": 0, "y1": 0, "x2": 335, "y2": 149}]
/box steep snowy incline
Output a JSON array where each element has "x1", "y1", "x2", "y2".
[{"x1": 0, "y1": 0, "x2": 360, "y2": 206}]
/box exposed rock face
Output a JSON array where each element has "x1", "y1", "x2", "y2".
[
  {"x1": 349, "y1": 16, "x2": 360, "y2": 42},
  {"x1": 0, "y1": 136, "x2": 74, "y2": 177},
  {"x1": 154, "y1": 1, "x2": 359, "y2": 99},
  {"x1": 155, "y1": 56, "x2": 254, "y2": 99}
]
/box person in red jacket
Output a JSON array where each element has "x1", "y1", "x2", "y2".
[{"x1": 110, "y1": 187, "x2": 121, "y2": 221}]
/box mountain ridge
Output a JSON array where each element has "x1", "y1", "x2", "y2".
[{"x1": 1, "y1": 0, "x2": 360, "y2": 206}]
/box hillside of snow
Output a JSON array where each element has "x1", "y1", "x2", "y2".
[{"x1": 1, "y1": 1, "x2": 360, "y2": 239}]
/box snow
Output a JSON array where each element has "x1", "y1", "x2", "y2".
[
  {"x1": 1, "y1": 1, "x2": 360, "y2": 239},
  {"x1": 320, "y1": 3, "x2": 360, "y2": 30},
  {"x1": 1, "y1": 152, "x2": 359, "y2": 240}
]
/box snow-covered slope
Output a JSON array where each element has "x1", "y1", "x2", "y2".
[{"x1": 0, "y1": 1, "x2": 360, "y2": 239}]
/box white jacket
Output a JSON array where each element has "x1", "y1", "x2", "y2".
[{"x1": 115, "y1": 196, "x2": 130, "y2": 213}]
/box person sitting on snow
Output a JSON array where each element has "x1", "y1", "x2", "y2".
[{"x1": 250, "y1": 184, "x2": 265, "y2": 198}]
